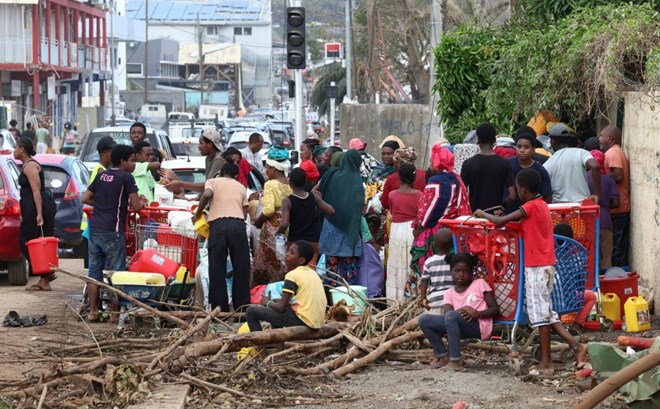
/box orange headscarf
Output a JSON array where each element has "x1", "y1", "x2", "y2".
[
  {"x1": 299, "y1": 159, "x2": 320, "y2": 183},
  {"x1": 431, "y1": 144, "x2": 455, "y2": 172}
]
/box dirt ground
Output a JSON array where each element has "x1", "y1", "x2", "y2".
[{"x1": 0, "y1": 258, "x2": 642, "y2": 408}]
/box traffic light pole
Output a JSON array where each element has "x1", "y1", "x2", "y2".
[{"x1": 288, "y1": 0, "x2": 305, "y2": 152}]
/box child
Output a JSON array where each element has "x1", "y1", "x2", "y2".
[
  {"x1": 82, "y1": 145, "x2": 143, "y2": 322},
  {"x1": 246, "y1": 240, "x2": 326, "y2": 332},
  {"x1": 418, "y1": 253, "x2": 500, "y2": 371},
  {"x1": 475, "y1": 168, "x2": 589, "y2": 375},
  {"x1": 419, "y1": 228, "x2": 455, "y2": 314},
  {"x1": 587, "y1": 150, "x2": 619, "y2": 269},
  {"x1": 133, "y1": 141, "x2": 161, "y2": 203},
  {"x1": 276, "y1": 168, "x2": 335, "y2": 267},
  {"x1": 81, "y1": 136, "x2": 117, "y2": 268}
]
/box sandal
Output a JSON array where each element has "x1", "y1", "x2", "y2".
[{"x1": 25, "y1": 284, "x2": 51, "y2": 292}]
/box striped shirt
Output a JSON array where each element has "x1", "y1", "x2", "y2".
[{"x1": 421, "y1": 255, "x2": 453, "y2": 309}]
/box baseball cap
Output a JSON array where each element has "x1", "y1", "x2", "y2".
[
  {"x1": 96, "y1": 136, "x2": 116, "y2": 152},
  {"x1": 348, "y1": 138, "x2": 367, "y2": 150},
  {"x1": 548, "y1": 123, "x2": 573, "y2": 138},
  {"x1": 201, "y1": 128, "x2": 223, "y2": 151}
]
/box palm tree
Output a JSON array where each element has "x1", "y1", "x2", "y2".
[{"x1": 309, "y1": 62, "x2": 346, "y2": 118}]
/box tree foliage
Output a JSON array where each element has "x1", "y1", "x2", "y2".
[
  {"x1": 309, "y1": 62, "x2": 346, "y2": 118},
  {"x1": 520, "y1": 0, "x2": 660, "y2": 26},
  {"x1": 434, "y1": 3, "x2": 660, "y2": 143}
]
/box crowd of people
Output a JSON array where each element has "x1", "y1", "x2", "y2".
[
  {"x1": 8, "y1": 118, "x2": 78, "y2": 155},
  {"x1": 12, "y1": 116, "x2": 631, "y2": 374}
]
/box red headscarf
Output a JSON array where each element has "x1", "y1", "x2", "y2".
[
  {"x1": 299, "y1": 159, "x2": 320, "y2": 183},
  {"x1": 590, "y1": 150, "x2": 606, "y2": 174},
  {"x1": 431, "y1": 144, "x2": 455, "y2": 172}
]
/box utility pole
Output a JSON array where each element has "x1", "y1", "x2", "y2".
[
  {"x1": 110, "y1": 0, "x2": 116, "y2": 125},
  {"x1": 329, "y1": 81, "x2": 336, "y2": 146},
  {"x1": 425, "y1": 0, "x2": 444, "y2": 166},
  {"x1": 344, "y1": 0, "x2": 352, "y2": 100},
  {"x1": 144, "y1": 0, "x2": 149, "y2": 105},
  {"x1": 197, "y1": 14, "x2": 204, "y2": 105}
]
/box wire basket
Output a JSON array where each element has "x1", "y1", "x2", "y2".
[
  {"x1": 551, "y1": 235, "x2": 589, "y2": 315},
  {"x1": 133, "y1": 220, "x2": 199, "y2": 272}
]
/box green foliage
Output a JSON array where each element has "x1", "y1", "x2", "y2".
[
  {"x1": 521, "y1": 0, "x2": 660, "y2": 26},
  {"x1": 309, "y1": 62, "x2": 345, "y2": 118},
  {"x1": 433, "y1": 3, "x2": 660, "y2": 143}
]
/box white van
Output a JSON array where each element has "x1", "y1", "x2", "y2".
[
  {"x1": 198, "y1": 104, "x2": 228, "y2": 120},
  {"x1": 168, "y1": 111, "x2": 195, "y2": 122}
]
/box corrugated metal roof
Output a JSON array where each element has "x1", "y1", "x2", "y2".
[{"x1": 126, "y1": 0, "x2": 267, "y2": 22}]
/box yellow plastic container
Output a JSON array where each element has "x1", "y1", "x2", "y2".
[
  {"x1": 623, "y1": 296, "x2": 651, "y2": 333},
  {"x1": 110, "y1": 271, "x2": 165, "y2": 286},
  {"x1": 601, "y1": 293, "x2": 621, "y2": 321},
  {"x1": 175, "y1": 266, "x2": 192, "y2": 284},
  {"x1": 194, "y1": 215, "x2": 209, "y2": 239}
]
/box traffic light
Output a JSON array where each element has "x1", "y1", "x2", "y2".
[{"x1": 286, "y1": 7, "x2": 306, "y2": 69}]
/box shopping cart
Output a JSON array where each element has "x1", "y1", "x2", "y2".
[
  {"x1": 440, "y1": 216, "x2": 592, "y2": 373},
  {"x1": 439, "y1": 217, "x2": 526, "y2": 345}
]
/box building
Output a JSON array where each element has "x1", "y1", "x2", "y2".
[
  {"x1": 125, "y1": 0, "x2": 272, "y2": 107},
  {"x1": 106, "y1": 0, "x2": 146, "y2": 118},
  {"x1": 0, "y1": 0, "x2": 108, "y2": 133}
]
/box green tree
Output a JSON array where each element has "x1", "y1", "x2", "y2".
[{"x1": 309, "y1": 62, "x2": 345, "y2": 117}]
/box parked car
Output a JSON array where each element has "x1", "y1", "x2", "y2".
[
  {"x1": 0, "y1": 129, "x2": 17, "y2": 155},
  {"x1": 161, "y1": 156, "x2": 265, "y2": 200},
  {"x1": 15, "y1": 155, "x2": 91, "y2": 256},
  {"x1": 227, "y1": 131, "x2": 272, "y2": 159},
  {"x1": 78, "y1": 125, "x2": 175, "y2": 171},
  {"x1": 0, "y1": 155, "x2": 28, "y2": 285}
]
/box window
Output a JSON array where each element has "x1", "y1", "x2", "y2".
[
  {"x1": 207, "y1": 26, "x2": 219, "y2": 36},
  {"x1": 233, "y1": 27, "x2": 252, "y2": 36},
  {"x1": 126, "y1": 63, "x2": 142, "y2": 75}
]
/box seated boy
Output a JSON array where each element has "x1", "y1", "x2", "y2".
[
  {"x1": 246, "y1": 240, "x2": 326, "y2": 332},
  {"x1": 419, "y1": 228, "x2": 455, "y2": 314}
]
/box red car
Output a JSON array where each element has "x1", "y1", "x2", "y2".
[{"x1": 0, "y1": 155, "x2": 28, "y2": 285}]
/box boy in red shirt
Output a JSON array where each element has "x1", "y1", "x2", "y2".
[{"x1": 475, "y1": 168, "x2": 588, "y2": 375}]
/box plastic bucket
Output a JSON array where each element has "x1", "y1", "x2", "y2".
[
  {"x1": 26, "y1": 236, "x2": 59, "y2": 274},
  {"x1": 329, "y1": 285, "x2": 368, "y2": 315},
  {"x1": 600, "y1": 272, "x2": 639, "y2": 317}
]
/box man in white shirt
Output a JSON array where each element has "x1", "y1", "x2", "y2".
[
  {"x1": 240, "y1": 132, "x2": 264, "y2": 174},
  {"x1": 543, "y1": 123, "x2": 601, "y2": 203}
]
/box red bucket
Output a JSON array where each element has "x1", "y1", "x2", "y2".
[{"x1": 26, "y1": 236, "x2": 60, "y2": 274}]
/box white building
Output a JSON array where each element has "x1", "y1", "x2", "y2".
[{"x1": 125, "y1": 0, "x2": 272, "y2": 106}]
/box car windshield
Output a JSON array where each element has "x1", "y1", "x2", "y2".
[
  {"x1": 81, "y1": 131, "x2": 159, "y2": 162},
  {"x1": 182, "y1": 128, "x2": 203, "y2": 139},
  {"x1": 172, "y1": 142, "x2": 200, "y2": 157},
  {"x1": 229, "y1": 141, "x2": 271, "y2": 151}
]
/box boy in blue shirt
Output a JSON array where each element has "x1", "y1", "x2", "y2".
[{"x1": 82, "y1": 145, "x2": 143, "y2": 322}]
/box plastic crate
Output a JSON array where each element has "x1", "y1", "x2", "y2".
[
  {"x1": 549, "y1": 204, "x2": 600, "y2": 290},
  {"x1": 440, "y1": 217, "x2": 524, "y2": 323}
]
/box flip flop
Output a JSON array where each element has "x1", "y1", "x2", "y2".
[
  {"x1": 25, "y1": 284, "x2": 51, "y2": 292},
  {"x1": 440, "y1": 364, "x2": 466, "y2": 372}
]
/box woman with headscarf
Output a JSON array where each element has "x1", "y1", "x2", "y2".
[
  {"x1": 313, "y1": 145, "x2": 330, "y2": 177},
  {"x1": 318, "y1": 149, "x2": 365, "y2": 287},
  {"x1": 380, "y1": 147, "x2": 427, "y2": 211},
  {"x1": 369, "y1": 139, "x2": 400, "y2": 183},
  {"x1": 408, "y1": 144, "x2": 471, "y2": 296},
  {"x1": 252, "y1": 146, "x2": 293, "y2": 284}
]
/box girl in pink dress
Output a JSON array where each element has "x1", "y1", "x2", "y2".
[{"x1": 418, "y1": 253, "x2": 500, "y2": 371}]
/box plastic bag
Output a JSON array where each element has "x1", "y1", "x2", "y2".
[
  {"x1": 275, "y1": 234, "x2": 286, "y2": 264},
  {"x1": 196, "y1": 241, "x2": 210, "y2": 307}
]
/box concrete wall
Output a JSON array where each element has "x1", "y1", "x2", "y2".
[
  {"x1": 624, "y1": 91, "x2": 660, "y2": 312},
  {"x1": 340, "y1": 104, "x2": 433, "y2": 165}
]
